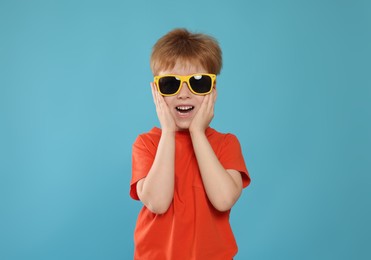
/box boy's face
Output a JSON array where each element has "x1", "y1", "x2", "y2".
[{"x1": 157, "y1": 62, "x2": 210, "y2": 131}]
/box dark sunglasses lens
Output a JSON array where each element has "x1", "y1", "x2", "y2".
[
  {"x1": 158, "y1": 76, "x2": 181, "y2": 95},
  {"x1": 189, "y1": 75, "x2": 212, "y2": 94}
]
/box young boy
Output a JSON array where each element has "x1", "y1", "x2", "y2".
[{"x1": 130, "y1": 28, "x2": 250, "y2": 260}]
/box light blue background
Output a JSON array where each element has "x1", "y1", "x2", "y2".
[{"x1": 1, "y1": 0, "x2": 370, "y2": 259}]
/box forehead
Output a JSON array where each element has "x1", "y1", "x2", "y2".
[{"x1": 158, "y1": 60, "x2": 207, "y2": 76}]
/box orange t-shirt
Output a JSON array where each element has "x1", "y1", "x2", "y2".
[{"x1": 130, "y1": 127, "x2": 250, "y2": 260}]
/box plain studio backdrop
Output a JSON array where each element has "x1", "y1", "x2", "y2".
[{"x1": 0, "y1": 0, "x2": 370, "y2": 259}]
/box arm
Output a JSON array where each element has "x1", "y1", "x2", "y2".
[
  {"x1": 136, "y1": 83, "x2": 176, "y2": 214},
  {"x1": 137, "y1": 131, "x2": 175, "y2": 214},
  {"x1": 189, "y1": 90, "x2": 243, "y2": 212},
  {"x1": 190, "y1": 132, "x2": 243, "y2": 212}
]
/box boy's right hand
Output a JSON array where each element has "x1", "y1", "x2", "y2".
[{"x1": 151, "y1": 82, "x2": 177, "y2": 132}]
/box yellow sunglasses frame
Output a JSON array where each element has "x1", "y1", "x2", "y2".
[{"x1": 154, "y1": 73, "x2": 216, "y2": 97}]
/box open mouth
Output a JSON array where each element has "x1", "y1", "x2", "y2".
[{"x1": 176, "y1": 106, "x2": 194, "y2": 114}]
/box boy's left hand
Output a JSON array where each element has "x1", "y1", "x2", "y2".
[{"x1": 189, "y1": 88, "x2": 217, "y2": 134}]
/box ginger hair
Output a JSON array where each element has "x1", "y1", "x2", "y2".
[{"x1": 150, "y1": 28, "x2": 222, "y2": 76}]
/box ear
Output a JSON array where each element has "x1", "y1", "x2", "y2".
[{"x1": 213, "y1": 80, "x2": 217, "y2": 89}]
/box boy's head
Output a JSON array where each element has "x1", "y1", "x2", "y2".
[
  {"x1": 150, "y1": 29, "x2": 222, "y2": 131},
  {"x1": 150, "y1": 28, "x2": 222, "y2": 76}
]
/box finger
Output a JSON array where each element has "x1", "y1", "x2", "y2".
[
  {"x1": 206, "y1": 91, "x2": 214, "y2": 112},
  {"x1": 151, "y1": 83, "x2": 161, "y2": 110},
  {"x1": 211, "y1": 89, "x2": 217, "y2": 111},
  {"x1": 207, "y1": 90, "x2": 216, "y2": 114},
  {"x1": 152, "y1": 82, "x2": 164, "y2": 112},
  {"x1": 150, "y1": 82, "x2": 157, "y2": 104},
  {"x1": 213, "y1": 88, "x2": 218, "y2": 103},
  {"x1": 155, "y1": 87, "x2": 167, "y2": 113},
  {"x1": 201, "y1": 93, "x2": 210, "y2": 111},
  {"x1": 156, "y1": 88, "x2": 165, "y2": 109},
  {"x1": 152, "y1": 82, "x2": 161, "y2": 104}
]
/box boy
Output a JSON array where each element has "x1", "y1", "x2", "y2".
[{"x1": 130, "y1": 28, "x2": 250, "y2": 260}]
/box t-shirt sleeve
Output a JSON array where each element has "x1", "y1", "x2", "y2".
[
  {"x1": 218, "y1": 134, "x2": 251, "y2": 188},
  {"x1": 130, "y1": 135, "x2": 156, "y2": 200}
]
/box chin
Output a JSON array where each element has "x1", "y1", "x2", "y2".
[
  {"x1": 175, "y1": 121, "x2": 191, "y2": 131},
  {"x1": 176, "y1": 126, "x2": 190, "y2": 131}
]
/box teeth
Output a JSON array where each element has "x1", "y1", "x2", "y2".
[{"x1": 177, "y1": 106, "x2": 193, "y2": 111}]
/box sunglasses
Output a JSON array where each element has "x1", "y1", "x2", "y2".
[{"x1": 154, "y1": 73, "x2": 216, "y2": 96}]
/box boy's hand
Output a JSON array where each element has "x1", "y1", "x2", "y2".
[
  {"x1": 151, "y1": 82, "x2": 176, "y2": 132},
  {"x1": 189, "y1": 89, "x2": 217, "y2": 134}
]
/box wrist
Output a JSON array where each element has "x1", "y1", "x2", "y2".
[
  {"x1": 160, "y1": 128, "x2": 176, "y2": 136},
  {"x1": 189, "y1": 128, "x2": 207, "y2": 137}
]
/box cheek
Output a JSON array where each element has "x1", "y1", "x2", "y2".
[
  {"x1": 163, "y1": 97, "x2": 174, "y2": 107},
  {"x1": 196, "y1": 96, "x2": 205, "y2": 106},
  {"x1": 191, "y1": 97, "x2": 205, "y2": 114}
]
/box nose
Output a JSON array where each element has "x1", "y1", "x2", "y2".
[{"x1": 177, "y1": 81, "x2": 191, "y2": 99}]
